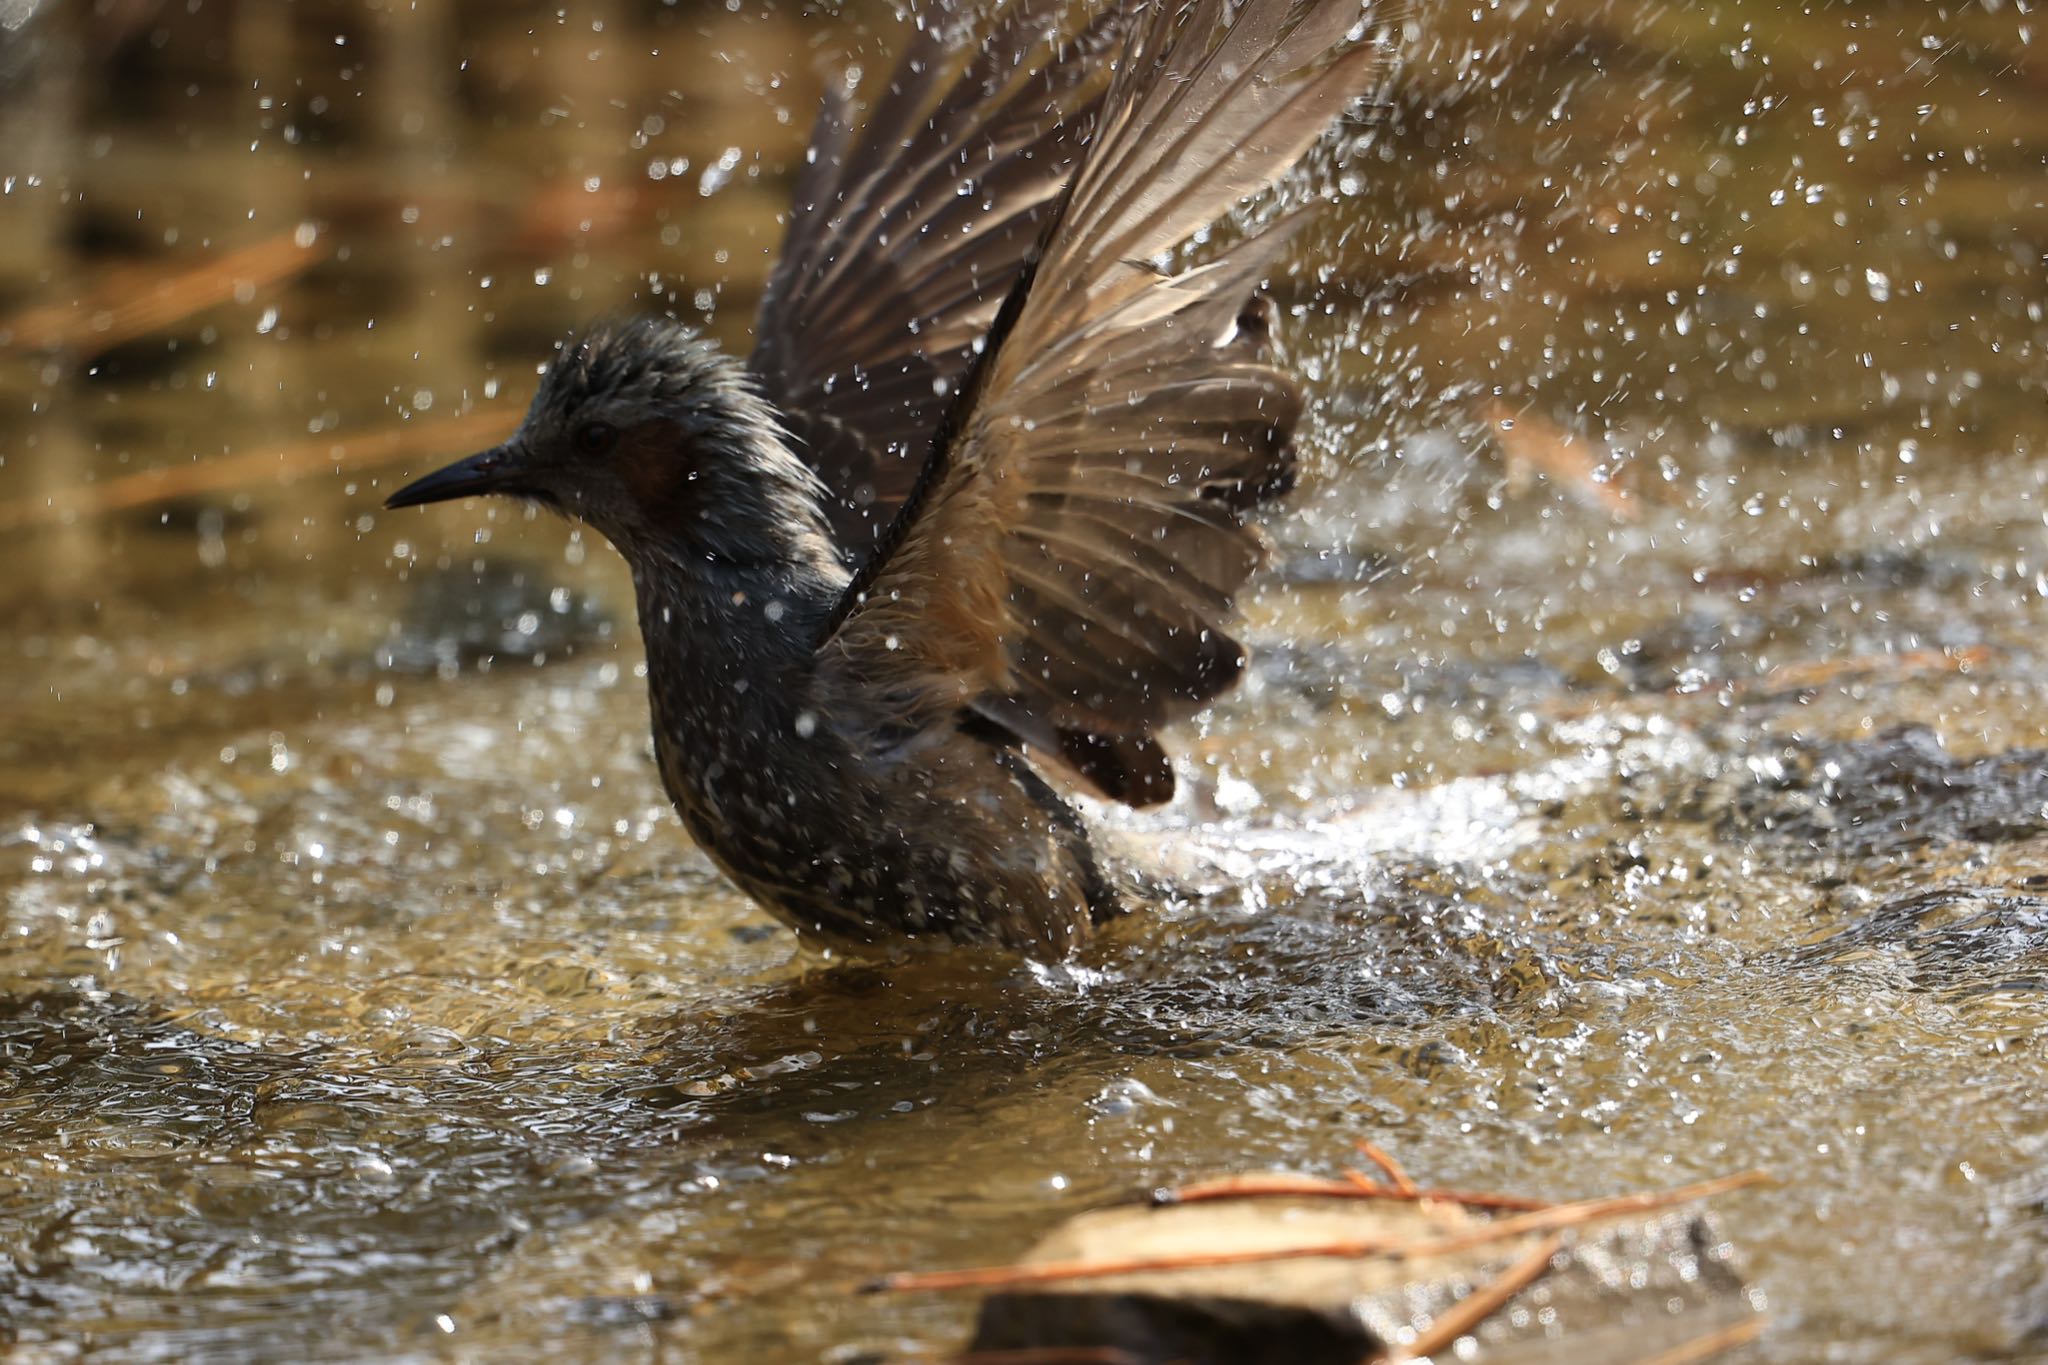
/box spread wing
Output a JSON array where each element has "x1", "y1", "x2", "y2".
[
  {"x1": 817, "y1": 0, "x2": 1384, "y2": 806},
  {"x1": 748, "y1": 0, "x2": 1121, "y2": 562}
]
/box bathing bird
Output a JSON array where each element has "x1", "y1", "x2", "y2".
[{"x1": 386, "y1": 0, "x2": 1384, "y2": 954}]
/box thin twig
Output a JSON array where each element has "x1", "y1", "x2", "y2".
[
  {"x1": 1627, "y1": 1315, "x2": 1768, "y2": 1365},
  {"x1": 0, "y1": 231, "x2": 326, "y2": 354},
  {"x1": 1374, "y1": 1231, "x2": 1566, "y2": 1363},
  {"x1": 1481, "y1": 399, "x2": 1639, "y2": 519},
  {"x1": 1395, "y1": 1170, "x2": 1767, "y2": 1264},
  {"x1": 1752, "y1": 647, "x2": 1989, "y2": 695},
  {"x1": 1353, "y1": 1141, "x2": 1420, "y2": 1196},
  {"x1": 1162, "y1": 1172, "x2": 1550, "y2": 1213},
  {"x1": 0, "y1": 407, "x2": 516, "y2": 532},
  {"x1": 865, "y1": 1170, "x2": 1768, "y2": 1295},
  {"x1": 1162, "y1": 1173, "x2": 1361, "y2": 1202}
]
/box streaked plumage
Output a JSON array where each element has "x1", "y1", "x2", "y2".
[{"x1": 386, "y1": 0, "x2": 1385, "y2": 953}]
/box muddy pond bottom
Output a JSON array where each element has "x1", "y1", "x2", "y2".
[{"x1": 7, "y1": 459, "x2": 2048, "y2": 1362}]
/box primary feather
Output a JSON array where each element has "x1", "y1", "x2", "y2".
[
  {"x1": 749, "y1": 0, "x2": 1124, "y2": 560},
  {"x1": 815, "y1": 0, "x2": 1385, "y2": 804}
]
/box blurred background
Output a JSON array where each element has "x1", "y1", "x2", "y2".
[{"x1": 2, "y1": 1, "x2": 2046, "y2": 1360}]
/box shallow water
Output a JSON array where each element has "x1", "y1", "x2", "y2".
[{"x1": 3, "y1": 1, "x2": 2047, "y2": 1360}]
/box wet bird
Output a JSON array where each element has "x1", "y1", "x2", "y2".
[{"x1": 386, "y1": 0, "x2": 1384, "y2": 955}]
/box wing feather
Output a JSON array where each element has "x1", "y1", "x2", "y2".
[
  {"x1": 749, "y1": 0, "x2": 1121, "y2": 557},
  {"x1": 817, "y1": 0, "x2": 1385, "y2": 806}
]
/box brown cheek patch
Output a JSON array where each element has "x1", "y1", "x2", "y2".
[{"x1": 615, "y1": 421, "x2": 696, "y2": 518}]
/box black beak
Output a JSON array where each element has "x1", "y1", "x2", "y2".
[{"x1": 384, "y1": 445, "x2": 522, "y2": 509}]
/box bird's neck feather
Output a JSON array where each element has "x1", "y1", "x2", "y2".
[{"x1": 629, "y1": 553, "x2": 842, "y2": 704}]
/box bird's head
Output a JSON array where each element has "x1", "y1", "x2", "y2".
[{"x1": 386, "y1": 318, "x2": 836, "y2": 572}]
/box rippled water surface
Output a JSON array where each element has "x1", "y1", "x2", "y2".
[{"x1": 3, "y1": 1, "x2": 2047, "y2": 1360}]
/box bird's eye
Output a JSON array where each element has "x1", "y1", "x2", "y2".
[{"x1": 575, "y1": 421, "x2": 618, "y2": 456}]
